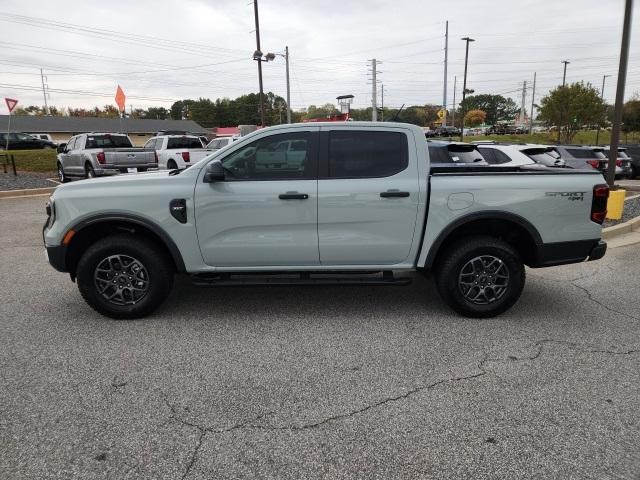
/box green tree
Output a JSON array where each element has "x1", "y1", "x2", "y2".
[
  {"x1": 458, "y1": 94, "x2": 519, "y2": 125},
  {"x1": 538, "y1": 82, "x2": 606, "y2": 143},
  {"x1": 144, "y1": 107, "x2": 169, "y2": 119},
  {"x1": 622, "y1": 95, "x2": 640, "y2": 133},
  {"x1": 304, "y1": 103, "x2": 339, "y2": 120}
]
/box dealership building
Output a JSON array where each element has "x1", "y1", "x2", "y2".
[{"x1": 0, "y1": 115, "x2": 209, "y2": 146}]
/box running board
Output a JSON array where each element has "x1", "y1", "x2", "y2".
[{"x1": 190, "y1": 270, "x2": 412, "y2": 287}]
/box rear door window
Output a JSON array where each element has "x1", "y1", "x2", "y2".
[{"x1": 328, "y1": 130, "x2": 408, "y2": 178}]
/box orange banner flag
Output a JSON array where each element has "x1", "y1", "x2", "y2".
[{"x1": 115, "y1": 85, "x2": 126, "y2": 113}]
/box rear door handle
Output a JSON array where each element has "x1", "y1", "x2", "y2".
[
  {"x1": 279, "y1": 192, "x2": 309, "y2": 200},
  {"x1": 380, "y1": 190, "x2": 410, "y2": 198}
]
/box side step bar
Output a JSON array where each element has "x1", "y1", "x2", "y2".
[{"x1": 191, "y1": 270, "x2": 412, "y2": 287}]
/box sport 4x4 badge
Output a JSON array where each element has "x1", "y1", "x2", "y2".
[{"x1": 545, "y1": 191, "x2": 586, "y2": 201}]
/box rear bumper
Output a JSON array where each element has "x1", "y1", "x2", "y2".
[{"x1": 533, "y1": 239, "x2": 606, "y2": 267}]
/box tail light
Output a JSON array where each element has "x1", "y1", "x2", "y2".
[
  {"x1": 591, "y1": 184, "x2": 609, "y2": 224},
  {"x1": 96, "y1": 152, "x2": 106, "y2": 164},
  {"x1": 586, "y1": 160, "x2": 600, "y2": 169},
  {"x1": 181, "y1": 151, "x2": 190, "y2": 162},
  {"x1": 154, "y1": 151, "x2": 158, "y2": 163},
  {"x1": 615, "y1": 159, "x2": 622, "y2": 167}
]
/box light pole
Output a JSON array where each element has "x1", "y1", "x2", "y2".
[
  {"x1": 606, "y1": 0, "x2": 633, "y2": 187},
  {"x1": 252, "y1": 0, "x2": 265, "y2": 126},
  {"x1": 595, "y1": 74, "x2": 611, "y2": 145},
  {"x1": 561, "y1": 60, "x2": 570, "y2": 87},
  {"x1": 460, "y1": 37, "x2": 475, "y2": 142},
  {"x1": 265, "y1": 47, "x2": 291, "y2": 124}
]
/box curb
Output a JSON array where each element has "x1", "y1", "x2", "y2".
[
  {"x1": 602, "y1": 215, "x2": 640, "y2": 240},
  {"x1": 0, "y1": 186, "x2": 57, "y2": 199}
]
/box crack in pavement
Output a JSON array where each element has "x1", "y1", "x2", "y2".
[
  {"x1": 162, "y1": 395, "x2": 274, "y2": 480},
  {"x1": 570, "y1": 280, "x2": 640, "y2": 321},
  {"x1": 161, "y1": 340, "x2": 638, "y2": 478}
]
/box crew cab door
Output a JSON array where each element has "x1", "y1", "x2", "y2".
[
  {"x1": 317, "y1": 127, "x2": 420, "y2": 265},
  {"x1": 194, "y1": 128, "x2": 320, "y2": 267}
]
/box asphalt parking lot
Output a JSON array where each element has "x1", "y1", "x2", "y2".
[{"x1": 1, "y1": 195, "x2": 639, "y2": 480}]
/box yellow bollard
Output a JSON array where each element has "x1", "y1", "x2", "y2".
[{"x1": 606, "y1": 189, "x2": 626, "y2": 220}]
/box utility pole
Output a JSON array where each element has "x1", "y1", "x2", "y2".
[
  {"x1": 442, "y1": 20, "x2": 448, "y2": 126},
  {"x1": 381, "y1": 83, "x2": 384, "y2": 121},
  {"x1": 253, "y1": 0, "x2": 265, "y2": 127},
  {"x1": 595, "y1": 74, "x2": 611, "y2": 145},
  {"x1": 40, "y1": 68, "x2": 49, "y2": 115},
  {"x1": 452, "y1": 75, "x2": 457, "y2": 127},
  {"x1": 519, "y1": 80, "x2": 527, "y2": 124},
  {"x1": 460, "y1": 37, "x2": 475, "y2": 141},
  {"x1": 285, "y1": 46, "x2": 291, "y2": 124},
  {"x1": 558, "y1": 60, "x2": 570, "y2": 142},
  {"x1": 606, "y1": 0, "x2": 633, "y2": 187},
  {"x1": 370, "y1": 58, "x2": 378, "y2": 121},
  {"x1": 561, "y1": 60, "x2": 570, "y2": 86},
  {"x1": 529, "y1": 72, "x2": 536, "y2": 135}
]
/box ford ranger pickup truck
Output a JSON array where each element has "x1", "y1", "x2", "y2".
[
  {"x1": 43, "y1": 122, "x2": 609, "y2": 319},
  {"x1": 56, "y1": 133, "x2": 158, "y2": 181}
]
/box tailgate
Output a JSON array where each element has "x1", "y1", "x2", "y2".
[
  {"x1": 188, "y1": 149, "x2": 214, "y2": 163},
  {"x1": 104, "y1": 148, "x2": 155, "y2": 166}
]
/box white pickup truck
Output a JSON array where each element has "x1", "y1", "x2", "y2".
[
  {"x1": 44, "y1": 122, "x2": 609, "y2": 320},
  {"x1": 144, "y1": 135, "x2": 212, "y2": 170}
]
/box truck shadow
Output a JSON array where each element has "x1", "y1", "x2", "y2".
[{"x1": 157, "y1": 271, "x2": 564, "y2": 323}]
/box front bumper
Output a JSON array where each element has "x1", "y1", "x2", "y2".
[{"x1": 46, "y1": 244, "x2": 68, "y2": 272}]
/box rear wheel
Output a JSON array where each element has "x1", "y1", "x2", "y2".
[
  {"x1": 167, "y1": 159, "x2": 178, "y2": 170},
  {"x1": 76, "y1": 234, "x2": 174, "y2": 319},
  {"x1": 85, "y1": 163, "x2": 95, "y2": 179},
  {"x1": 434, "y1": 236, "x2": 525, "y2": 318}
]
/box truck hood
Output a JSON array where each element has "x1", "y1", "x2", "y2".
[{"x1": 52, "y1": 170, "x2": 193, "y2": 201}]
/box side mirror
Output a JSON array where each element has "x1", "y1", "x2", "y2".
[
  {"x1": 203, "y1": 162, "x2": 225, "y2": 183},
  {"x1": 57, "y1": 143, "x2": 67, "y2": 154}
]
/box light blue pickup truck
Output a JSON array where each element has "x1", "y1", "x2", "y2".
[{"x1": 44, "y1": 122, "x2": 609, "y2": 319}]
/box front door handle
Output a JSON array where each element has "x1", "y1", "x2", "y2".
[
  {"x1": 279, "y1": 192, "x2": 309, "y2": 200},
  {"x1": 380, "y1": 190, "x2": 410, "y2": 198}
]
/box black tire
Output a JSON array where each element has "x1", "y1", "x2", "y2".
[
  {"x1": 76, "y1": 234, "x2": 174, "y2": 319},
  {"x1": 434, "y1": 235, "x2": 525, "y2": 318},
  {"x1": 57, "y1": 162, "x2": 70, "y2": 183},
  {"x1": 85, "y1": 163, "x2": 96, "y2": 179},
  {"x1": 167, "y1": 159, "x2": 178, "y2": 170}
]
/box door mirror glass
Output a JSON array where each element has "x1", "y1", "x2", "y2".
[
  {"x1": 203, "y1": 162, "x2": 225, "y2": 183},
  {"x1": 57, "y1": 143, "x2": 67, "y2": 154}
]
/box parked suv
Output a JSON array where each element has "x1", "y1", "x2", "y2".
[
  {"x1": 0, "y1": 132, "x2": 57, "y2": 150},
  {"x1": 552, "y1": 145, "x2": 625, "y2": 177},
  {"x1": 476, "y1": 143, "x2": 565, "y2": 168},
  {"x1": 207, "y1": 136, "x2": 238, "y2": 151},
  {"x1": 427, "y1": 141, "x2": 487, "y2": 166},
  {"x1": 603, "y1": 146, "x2": 633, "y2": 179}
]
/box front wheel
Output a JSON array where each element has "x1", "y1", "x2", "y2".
[
  {"x1": 57, "y1": 163, "x2": 69, "y2": 183},
  {"x1": 434, "y1": 236, "x2": 525, "y2": 318},
  {"x1": 76, "y1": 234, "x2": 174, "y2": 319}
]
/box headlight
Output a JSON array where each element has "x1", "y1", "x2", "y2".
[{"x1": 45, "y1": 197, "x2": 55, "y2": 227}]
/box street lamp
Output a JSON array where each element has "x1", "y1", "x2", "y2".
[
  {"x1": 460, "y1": 36, "x2": 475, "y2": 141},
  {"x1": 264, "y1": 47, "x2": 292, "y2": 124}
]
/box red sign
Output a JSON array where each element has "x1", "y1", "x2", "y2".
[
  {"x1": 5, "y1": 98, "x2": 18, "y2": 113},
  {"x1": 115, "y1": 86, "x2": 126, "y2": 113}
]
